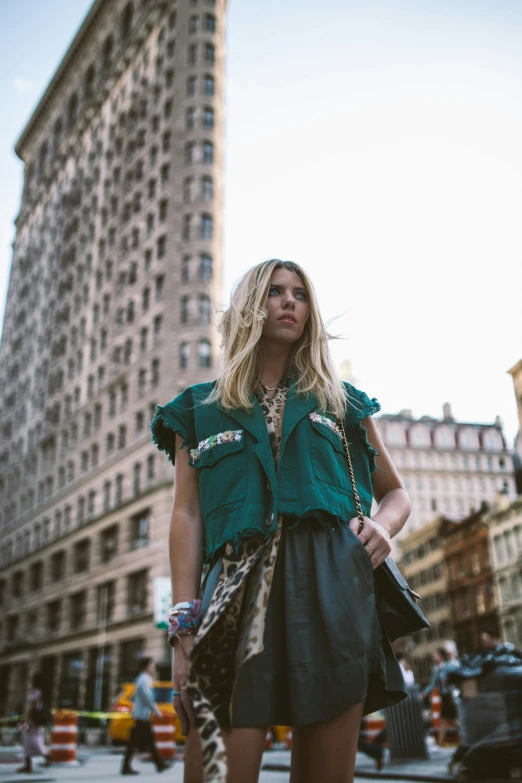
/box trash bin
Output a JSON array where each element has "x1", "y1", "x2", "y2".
[{"x1": 385, "y1": 685, "x2": 428, "y2": 760}]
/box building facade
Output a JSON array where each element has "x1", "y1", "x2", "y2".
[
  {"x1": 0, "y1": 0, "x2": 226, "y2": 714},
  {"x1": 398, "y1": 517, "x2": 451, "y2": 684},
  {"x1": 485, "y1": 496, "x2": 522, "y2": 649},
  {"x1": 440, "y1": 508, "x2": 499, "y2": 656},
  {"x1": 376, "y1": 403, "x2": 517, "y2": 554}
]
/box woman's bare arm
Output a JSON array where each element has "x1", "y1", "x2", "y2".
[
  {"x1": 364, "y1": 416, "x2": 411, "y2": 539},
  {"x1": 169, "y1": 434, "x2": 204, "y2": 602}
]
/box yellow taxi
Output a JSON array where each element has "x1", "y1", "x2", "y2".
[{"x1": 109, "y1": 681, "x2": 185, "y2": 745}]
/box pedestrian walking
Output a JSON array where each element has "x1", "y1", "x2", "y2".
[
  {"x1": 120, "y1": 658, "x2": 168, "y2": 776},
  {"x1": 423, "y1": 645, "x2": 460, "y2": 747},
  {"x1": 16, "y1": 672, "x2": 52, "y2": 774},
  {"x1": 396, "y1": 652, "x2": 415, "y2": 686},
  {"x1": 151, "y1": 259, "x2": 411, "y2": 783}
]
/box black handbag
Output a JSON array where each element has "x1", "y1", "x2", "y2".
[{"x1": 337, "y1": 419, "x2": 430, "y2": 642}]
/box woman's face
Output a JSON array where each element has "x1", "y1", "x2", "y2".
[{"x1": 261, "y1": 267, "x2": 310, "y2": 346}]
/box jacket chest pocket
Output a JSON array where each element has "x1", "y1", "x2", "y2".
[
  {"x1": 309, "y1": 414, "x2": 351, "y2": 492},
  {"x1": 190, "y1": 431, "x2": 247, "y2": 519}
]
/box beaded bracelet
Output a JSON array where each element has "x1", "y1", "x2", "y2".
[{"x1": 167, "y1": 600, "x2": 202, "y2": 646}]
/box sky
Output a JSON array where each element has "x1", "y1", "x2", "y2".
[{"x1": 1, "y1": 0, "x2": 522, "y2": 445}]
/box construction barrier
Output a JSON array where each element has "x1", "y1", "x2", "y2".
[
  {"x1": 50, "y1": 711, "x2": 79, "y2": 765},
  {"x1": 360, "y1": 711, "x2": 386, "y2": 744},
  {"x1": 431, "y1": 688, "x2": 441, "y2": 731},
  {"x1": 265, "y1": 728, "x2": 274, "y2": 749},
  {"x1": 151, "y1": 713, "x2": 176, "y2": 762}
]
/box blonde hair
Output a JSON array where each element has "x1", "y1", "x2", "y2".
[{"x1": 204, "y1": 259, "x2": 348, "y2": 418}]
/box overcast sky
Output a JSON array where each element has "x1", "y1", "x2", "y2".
[{"x1": 1, "y1": 0, "x2": 522, "y2": 444}]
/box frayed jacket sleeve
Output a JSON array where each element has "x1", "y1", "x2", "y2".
[
  {"x1": 150, "y1": 387, "x2": 197, "y2": 466},
  {"x1": 343, "y1": 382, "x2": 382, "y2": 474}
]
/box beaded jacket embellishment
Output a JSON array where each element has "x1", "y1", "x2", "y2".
[
  {"x1": 189, "y1": 430, "x2": 243, "y2": 462},
  {"x1": 309, "y1": 412, "x2": 342, "y2": 440}
]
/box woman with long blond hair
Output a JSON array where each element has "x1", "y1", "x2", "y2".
[{"x1": 151, "y1": 259, "x2": 410, "y2": 783}]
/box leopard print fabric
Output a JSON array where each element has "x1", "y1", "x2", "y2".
[{"x1": 187, "y1": 380, "x2": 289, "y2": 783}]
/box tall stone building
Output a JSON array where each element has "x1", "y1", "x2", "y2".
[
  {"x1": 399, "y1": 517, "x2": 451, "y2": 684},
  {"x1": 377, "y1": 403, "x2": 517, "y2": 554},
  {"x1": 0, "y1": 0, "x2": 226, "y2": 713}
]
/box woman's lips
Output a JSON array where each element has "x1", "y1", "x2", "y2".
[{"x1": 278, "y1": 315, "x2": 297, "y2": 324}]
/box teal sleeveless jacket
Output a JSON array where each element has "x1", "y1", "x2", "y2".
[{"x1": 150, "y1": 378, "x2": 380, "y2": 562}]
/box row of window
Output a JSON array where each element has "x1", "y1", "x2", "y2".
[
  {"x1": 403, "y1": 473, "x2": 510, "y2": 493},
  {"x1": 0, "y1": 511, "x2": 151, "y2": 605},
  {"x1": 384, "y1": 422, "x2": 504, "y2": 452},
  {"x1": 391, "y1": 449, "x2": 508, "y2": 472},
  {"x1": 2, "y1": 567, "x2": 149, "y2": 643},
  {"x1": 407, "y1": 564, "x2": 444, "y2": 590},
  {"x1": 492, "y1": 526, "x2": 522, "y2": 566}
]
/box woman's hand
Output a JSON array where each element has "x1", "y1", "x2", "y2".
[
  {"x1": 349, "y1": 515, "x2": 391, "y2": 569},
  {"x1": 172, "y1": 635, "x2": 197, "y2": 736}
]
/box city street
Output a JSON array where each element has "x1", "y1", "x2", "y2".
[{"x1": 0, "y1": 745, "x2": 456, "y2": 783}]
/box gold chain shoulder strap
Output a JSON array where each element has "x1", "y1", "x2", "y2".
[{"x1": 337, "y1": 418, "x2": 365, "y2": 533}]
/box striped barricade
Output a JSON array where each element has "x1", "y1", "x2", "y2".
[
  {"x1": 152, "y1": 713, "x2": 176, "y2": 762},
  {"x1": 50, "y1": 711, "x2": 80, "y2": 765},
  {"x1": 360, "y1": 711, "x2": 386, "y2": 744}
]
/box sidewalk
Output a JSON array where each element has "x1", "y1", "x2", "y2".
[
  {"x1": 0, "y1": 743, "x2": 455, "y2": 782},
  {"x1": 263, "y1": 744, "x2": 454, "y2": 782}
]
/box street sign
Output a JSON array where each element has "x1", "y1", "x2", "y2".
[{"x1": 153, "y1": 577, "x2": 172, "y2": 630}]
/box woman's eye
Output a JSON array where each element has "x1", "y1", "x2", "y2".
[
  {"x1": 296, "y1": 291, "x2": 307, "y2": 301},
  {"x1": 268, "y1": 287, "x2": 279, "y2": 296}
]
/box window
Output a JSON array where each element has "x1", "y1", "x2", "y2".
[
  {"x1": 180, "y1": 342, "x2": 190, "y2": 369},
  {"x1": 204, "y1": 43, "x2": 215, "y2": 65},
  {"x1": 138, "y1": 369, "x2": 147, "y2": 397},
  {"x1": 100, "y1": 525, "x2": 118, "y2": 563},
  {"x1": 97, "y1": 581, "x2": 115, "y2": 624},
  {"x1": 47, "y1": 599, "x2": 61, "y2": 633},
  {"x1": 203, "y1": 141, "x2": 214, "y2": 164},
  {"x1": 153, "y1": 314, "x2": 163, "y2": 340},
  {"x1": 120, "y1": 383, "x2": 129, "y2": 411},
  {"x1": 200, "y1": 213, "x2": 213, "y2": 239},
  {"x1": 186, "y1": 107, "x2": 195, "y2": 130},
  {"x1": 198, "y1": 339, "x2": 212, "y2": 368},
  {"x1": 185, "y1": 142, "x2": 196, "y2": 164},
  {"x1": 91, "y1": 442, "x2": 99, "y2": 467},
  {"x1": 188, "y1": 43, "x2": 198, "y2": 65},
  {"x1": 147, "y1": 455, "x2": 155, "y2": 483},
  {"x1": 155, "y1": 275, "x2": 164, "y2": 300},
  {"x1": 133, "y1": 462, "x2": 141, "y2": 497},
  {"x1": 187, "y1": 76, "x2": 197, "y2": 97},
  {"x1": 183, "y1": 214, "x2": 192, "y2": 241},
  {"x1": 203, "y1": 74, "x2": 215, "y2": 96},
  {"x1": 118, "y1": 425, "x2": 127, "y2": 450},
  {"x1": 127, "y1": 569, "x2": 148, "y2": 615},
  {"x1": 136, "y1": 411, "x2": 145, "y2": 434},
  {"x1": 157, "y1": 235, "x2": 167, "y2": 258},
  {"x1": 142, "y1": 287, "x2": 150, "y2": 311},
  {"x1": 182, "y1": 255, "x2": 191, "y2": 281},
  {"x1": 50, "y1": 550, "x2": 66, "y2": 582},
  {"x1": 199, "y1": 295, "x2": 211, "y2": 324},
  {"x1": 87, "y1": 489, "x2": 96, "y2": 518},
  {"x1": 140, "y1": 327, "x2": 148, "y2": 352},
  {"x1": 12, "y1": 571, "x2": 24, "y2": 598},
  {"x1": 74, "y1": 539, "x2": 90, "y2": 573},
  {"x1": 103, "y1": 480, "x2": 111, "y2": 512},
  {"x1": 199, "y1": 253, "x2": 212, "y2": 281},
  {"x1": 130, "y1": 509, "x2": 150, "y2": 549},
  {"x1": 189, "y1": 15, "x2": 199, "y2": 33},
  {"x1": 159, "y1": 199, "x2": 168, "y2": 222},
  {"x1": 160, "y1": 163, "x2": 170, "y2": 185},
  {"x1": 181, "y1": 295, "x2": 190, "y2": 323},
  {"x1": 106, "y1": 432, "x2": 115, "y2": 455},
  {"x1": 115, "y1": 473, "x2": 124, "y2": 506},
  {"x1": 162, "y1": 131, "x2": 171, "y2": 153},
  {"x1": 30, "y1": 562, "x2": 43, "y2": 592},
  {"x1": 151, "y1": 358, "x2": 160, "y2": 386},
  {"x1": 201, "y1": 175, "x2": 213, "y2": 200},
  {"x1": 70, "y1": 591, "x2": 87, "y2": 629},
  {"x1": 184, "y1": 177, "x2": 193, "y2": 203},
  {"x1": 94, "y1": 403, "x2": 102, "y2": 430}
]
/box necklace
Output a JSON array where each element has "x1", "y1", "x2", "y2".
[{"x1": 264, "y1": 384, "x2": 278, "y2": 391}]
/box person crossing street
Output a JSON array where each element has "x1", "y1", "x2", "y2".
[{"x1": 121, "y1": 658, "x2": 168, "y2": 776}]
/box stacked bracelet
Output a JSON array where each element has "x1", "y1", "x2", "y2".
[{"x1": 167, "y1": 600, "x2": 202, "y2": 646}]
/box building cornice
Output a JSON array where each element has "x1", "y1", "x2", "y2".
[{"x1": 15, "y1": 0, "x2": 106, "y2": 159}]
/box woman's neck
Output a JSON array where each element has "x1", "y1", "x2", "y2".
[{"x1": 257, "y1": 343, "x2": 293, "y2": 388}]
